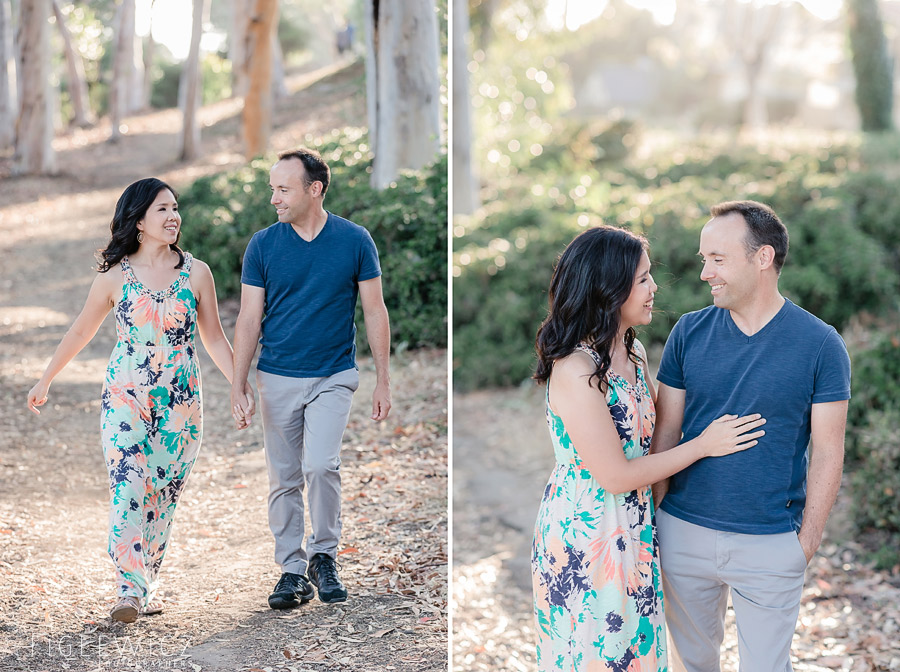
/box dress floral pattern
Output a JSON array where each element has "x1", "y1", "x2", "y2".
[
  {"x1": 101, "y1": 254, "x2": 201, "y2": 606},
  {"x1": 532, "y1": 342, "x2": 666, "y2": 671}
]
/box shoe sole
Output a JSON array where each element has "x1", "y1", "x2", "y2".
[
  {"x1": 110, "y1": 604, "x2": 139, "y2": 623},
  {"x1": 318, "y1": 594, "x2": 348, "y2": 604},
  {"x1": 268, "y1": 590, "x2": 314, "y2": 610}
]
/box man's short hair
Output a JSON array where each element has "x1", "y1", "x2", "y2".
[
  {"x1": 278, "y1": 148, "x2": 331, "y2": 196},
  {"x1": 710, "y1": 200, "x2": 789, "y2": 274}
]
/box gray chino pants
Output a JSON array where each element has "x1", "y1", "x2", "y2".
[
  {"x1": 657, "y1": 508, "x2": 808, "y2": 672},
  {"x1": 257, "y1": 367, "x2": 359, "y2": 576}
]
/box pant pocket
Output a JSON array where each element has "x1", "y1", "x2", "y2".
[{"x1": 789, "y1": 531, "x2": 809, "y2": 571}]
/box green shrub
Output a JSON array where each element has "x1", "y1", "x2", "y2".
[
  {"x1": 178, "y1": 131, "x2": 447, "y2": 353},
  {"x1": 151, "y1": 53, "x2": 233, "y2": 109},
  {"x1": 851, "y1": 407, "x2": 900, "y2": 567},
  {"x1": 846, "y1": 332, "x2": 900, "y2": 463},
  {"x1": 453, "y1": 209, "x2": 573, "y2": 389},
  {"x1": 453, "y1": 138, "x2": 900, "y2": 390}
]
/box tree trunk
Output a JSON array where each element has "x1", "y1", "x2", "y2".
[
  {"x1": 109, "y1": 0, "x2": 130, "y2": 142},
  {"x1": 128, "y1": 7, "x2": 144, "y2": 113},
  {"x1": 13, "y1": 0, "x2": 56, "y2": 174},
  {"x1": 363, "y1": 0, "x2": 377, "y2": 153},
  {"x1": 0, "y1": 0, "x2": 14, "y2": 148},
  {"x1": 142, "y1": 9, "x2": 156, "y2": 111},
  {"x1": 180, "y1": 0, "x2": 206, "y2": 161},
  {"x1": 367, "y1": 0, "x2": 442, "y2": 189},
  {"x1": 848, "y1": 0, "x2": 894, "y2": 132},
  {"x1": 241, "y1": 0, "x2": 277, "y2": 159},
  {"x1": 52, "y1": 0, "x2": 93, "y2": 128},
  {"x1": 230, "y1": 0, "x2": 250, "y2": 98},
  {"x1": 452, "y1": 0, "x2": 478, "y2": 215},
  {"x1": 736, "y1": 2, "x2": 780, "y2": 135},
  {"x1": 271, "y1": 31, "x2": 288, "y2": 101}
]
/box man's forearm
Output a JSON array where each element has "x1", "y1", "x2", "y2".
[
  {"x1": 799, "y1": 443, "x2": 844, "y2": 550},
  {"x1": 232, "y1": 316, "x2": 260, "y2": 388},
  {"x1": 366, "y1": 306, "x2": 391, "y2": 382}
]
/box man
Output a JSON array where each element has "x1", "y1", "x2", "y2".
[
  {"x1": 231, "y1": 148, "x2": 391, "y2": 610},
  {"x1": 651, "y1": 201, "x2": 850, "y2": 671}
]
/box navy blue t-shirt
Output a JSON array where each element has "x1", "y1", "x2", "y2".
[
  {"x1": 657, "y1": 298, "x2": 850, "y2": 534},
  {"x1": 241, "y1": 213, "x2": 381, "y2": 378}
]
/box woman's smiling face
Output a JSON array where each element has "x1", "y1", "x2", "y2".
[{"x1": 137, "y1": 189, "x2": 181, "y2": 246}]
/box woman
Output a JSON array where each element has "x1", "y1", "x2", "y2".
[
  {"x1": 531, "y1": 226, "x2": 766, "y2": 670},
  {"x1": 26, "y1": 178, "x2": 253, "y2": 623}
]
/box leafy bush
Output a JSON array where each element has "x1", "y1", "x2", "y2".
[
  {"x1": 178, "y1": 130, "x2": 447, "y2": 352},
  {"x1": 851, "y1": 407, "x2": 900, "y2": 568},
  {"x1": 846, "y1": 332, "x2": 900, "y2": 463},
  {"x1": 151, "y1": 54, "x2": 233, "y2": 109},
  {"x1": 453, "y1": 138, "x2": 900, "y2": 390}
]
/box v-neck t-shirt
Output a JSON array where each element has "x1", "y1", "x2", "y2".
[
  {"x1": 656, "y1": 298, "x2": 851, "y2": 534},
  {"x1": 241, "y1": 213, "x2": 381, "y2": 377}
]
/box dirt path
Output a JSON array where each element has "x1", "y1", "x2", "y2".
[
  {"x1": 452, "y1": 387, "x2": 900, "y2": 672},
  {"x1": 0, "y1": 60, "x2": 447, "y2": 672}
]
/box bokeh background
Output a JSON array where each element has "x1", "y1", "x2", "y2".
[{"x1": 452, "y1": 1, "x2": 900, "y2": 670}]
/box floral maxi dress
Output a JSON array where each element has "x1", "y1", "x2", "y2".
[
  {"x1": 101, "y1": 254, "x2": 202, "y2": 607},
  {"x1": 532, "y1": 343, "x2": 666, "y2": 671}
]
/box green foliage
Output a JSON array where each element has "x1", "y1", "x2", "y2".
[
  {"x1": 277, "y1": 8, "x2": 312, "y2": 59},
  {"x1": 848, "y1": 0, "x2": 894, "y2": 132},
  {"x1": 151, "y1": 54, "x2": 233, "y2": 109},
  {"x1": 453, "y1": 209, "x2": 573, "y2": 388},
  {"x1": 851, "y1": 407, "x2": 900, "y2": 567},
  {"x1": 178, "y1": 130, "x2": 447, "y2": 353},
  {"x1": 846, "y1": 333, "x2": 900, "y2": 463},
  {"x1": 454, "y1": 137, "x2": 900, "y2": 390}
]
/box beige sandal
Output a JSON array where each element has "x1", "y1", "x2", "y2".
[
  {"x1": 110, "y1": 596, "x2": 140, "y2": 623},
  {"x1": 141, "y1": 599, "x2": 164, "y2": 616}
]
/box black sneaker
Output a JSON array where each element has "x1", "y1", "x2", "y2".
[
  {"x1": 268, "y1": 572, "x2": 315, "y2": 610},
  {"x1": 308, "y1": 553, "x2": 348, "y2": 603}
]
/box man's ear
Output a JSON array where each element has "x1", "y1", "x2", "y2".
[{"x1": 758, "y1": 245, "x2": 775, "y2": 271}]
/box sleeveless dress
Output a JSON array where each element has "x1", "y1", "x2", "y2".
[
  {"x1": 532, "y1": 343, "x2": 666, "y2": 671},
  {"x1": 100, "y1": 254, "x2": 202, "y2": 606}
]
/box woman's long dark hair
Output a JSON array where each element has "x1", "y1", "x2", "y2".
[
  {"x1": 534, "y1": 225, "x2": 648, "y2": 390},
  {"x1": 97, "y1": 178, "x2": 184, "y2": 273}
]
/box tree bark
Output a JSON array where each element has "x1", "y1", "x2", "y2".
[
  {"x1": 737, "y1": 2, "x2": 780, "y2": 135},
  {"x1": 271, "y1": 31, "x2": 288, "y2": 101},
  {"x1": 142, "y1": 4, "x2": 156, "y2": 111},
  {"x1": 367, "y1": 0, "x2": 442, "y2": 189},
  {"x1": 241, "y1": 0, "x2": 277, "y2": 159},
  {"x1": 127, "y1": 5, "x2": 144, "y2": 113},
  {"x1": 363, "y1": 0, "x2": 377, "y2": 153},
  {"x1": 109, "y1": 0, "x2": 130, "y2": 142},
  {"x1": 180, "y1": 0, "x2": 207, "y2": 160},
  {"x1": 13, "y1": 0, "x2": 56, "y2": 174},
  {"x1": 452, "y1": 0, "x2": 478, "y2": 215},
  {"x1": 848, "y1": 0, "x2": 894, "y2": 131},
  {"x1": 0, "y1": 0, "x2": 14, "y2": 148},
  {"x1": 230, "y1": 0, "x2": 251, "y2": 98},
  {"x1": 52, "y1": 0, "x2": 93, "y2": 127}
]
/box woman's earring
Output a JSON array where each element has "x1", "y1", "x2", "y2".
[{"x1": 137, "y1": 231, "x2": 144, "y2": 244}]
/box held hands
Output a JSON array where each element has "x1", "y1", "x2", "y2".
[
  {"x1": 698, "y1": 413, "x2": 767, "y2": 457},
  {"x1": 26, "y1": 380, "x2": 51, "y2": 415},
  {"x1": 231, "y1": 381, "x2": 256, "y2": 430}
]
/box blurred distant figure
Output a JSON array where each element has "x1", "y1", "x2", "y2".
[{"x1": 336, "y1": 22, "x2": 355, "y2": 55}]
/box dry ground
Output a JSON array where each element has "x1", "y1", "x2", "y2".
[
  {"x1": 452, "y1": 386, "x2": 900, "y2": 672},
  {"x1": 0, "y1": 59, "x2": 448, "y2": 672}
]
